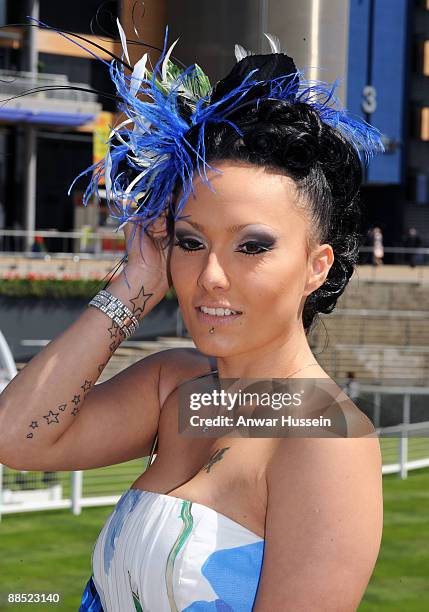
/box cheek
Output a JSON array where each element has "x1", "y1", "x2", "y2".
[
  {"x1": 247, "y1": 255, "x2": 307, "y2": 311},
  {"x1": 170, "y1": 247, "x2": 307, "y2": 309},
  {"x1": 170, "y1": 252, "x2": 198, "y2": 291}
]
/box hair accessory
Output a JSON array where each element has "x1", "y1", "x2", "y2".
[{"x1": 21, "y1": 17, "x2": 385, "y2": 236}]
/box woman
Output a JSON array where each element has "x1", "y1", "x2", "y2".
[
  {"x1": 371, "y1": 227, "x2": 384, "y2": 266},
  {"x1": 0, "y1": 21, "x2": 384, "y2": 612}
]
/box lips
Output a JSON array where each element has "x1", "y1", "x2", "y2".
[
  {"x1": 195, "y1": 306, "x2": 243, "y2": 325},
  {"x1": 196, "y1": 305, "x2": 242, "y2": 313}
]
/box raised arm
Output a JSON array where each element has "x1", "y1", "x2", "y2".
[{"x1": 0, "y1": 219, "x2": 170, "y2": 469}]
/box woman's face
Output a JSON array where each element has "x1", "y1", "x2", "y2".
[{"x1": 170, "y1": 161, "x2": 333, "y2": 357}]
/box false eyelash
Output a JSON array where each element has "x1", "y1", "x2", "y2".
[
  {"x1": 173, "y1": 238, "x2": 273, "y2": 256},
  {"x1": 239, "y1": 241, "x2": 274, "y2": 256}
]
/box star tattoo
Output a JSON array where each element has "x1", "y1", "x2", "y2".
[
  {"x1": 110, "y1": 337, "x2": 123, "y2": 351},
  {"x1": 107, "y1": 323, "x2": 119, "y2": 339},
  {"x1": 29, "y1": 421, "x2": 38, "y2": 429},
  {"x1": 129, "y1": 286, "x2": 153, "y2": 319},
  {"x1": 26, "y1": 432, "x2": 33, "y2": 438},
  {"x1": 200, "y1": 447, "x2": 230, "y2": 473},
  {"x1": 43, "y1": 410, "x2": 60, "y2": 425},
  {"x1": 58, "y1": 404, "x2": 67, "y2": 411},
  {"x1": 81, "y1": 380, "x2": 92, "y2": 393},
  {"x1": 71, "y1": 405, "x2": 79, "y2": 416},
  {"x1": 71, "y1": 395, "x2": 81, "y2": 406}
]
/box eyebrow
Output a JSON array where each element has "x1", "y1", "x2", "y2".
[{"x1": 175, "y1": 219, "x2": 275, "y2": 234}]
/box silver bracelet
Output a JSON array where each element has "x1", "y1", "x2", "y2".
[{"x1": 88, "y1": 289, "x2": 140, "y2": 339}]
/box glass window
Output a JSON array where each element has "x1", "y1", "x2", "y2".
[
  {"x1": 39, "y1": 0, "x2": 119, "y2": 35},
  {"x1": 38, "y1": 52, "x2": 117, "y2": 112}
]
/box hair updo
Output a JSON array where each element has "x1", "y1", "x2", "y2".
[{"x1": 170, "y1": 97, "x2": 363, "y2": 335}]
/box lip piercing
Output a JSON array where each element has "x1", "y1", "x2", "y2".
[{"x1": 209, "y1": 327, "x2": 215, "y2": 333}]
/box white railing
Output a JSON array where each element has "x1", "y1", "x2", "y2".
[
  {"x1": 1, "y1": 415, "x2": 428, "y2": 518},
  {"x1": 359, "y1": 245, "x2": 429, "y2": 263},
  {"x1": 315, "y1": 344, "x2": 429, "y2": 381},
  {"x1": 375, "y1": 421, "x2": 429, "y2": 479},
  {"x1": 0, "y1": 229, "x2": 124, "y2": 258},
  {"x1": 1, "y1": 231, "x2": 429, "y2": 259},
  {"x1": 1, "y1": 421, "x2": 427, "y2": 518}
]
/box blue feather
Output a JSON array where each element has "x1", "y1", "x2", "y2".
[{"x1": 60, "y1": 24, "x2": 385, "y2": 230}]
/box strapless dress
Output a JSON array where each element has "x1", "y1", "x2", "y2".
[{"x1": 79, "y1": 488, "x2": 265, "y2": 611}]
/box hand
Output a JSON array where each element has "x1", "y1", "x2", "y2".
[{"x1": 122, "y1": 211, "x2": 171, "y2": 298}]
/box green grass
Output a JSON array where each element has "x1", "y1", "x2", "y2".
[
  {"x1": 0, "y1": 467, "x2": 428, "y2": 611},
  {"x1": 359, "y1": 469, "x2": 429, "y2": 611},
  {"x1": 379, "y1": 437, "x2": 429, "y2": 465}
]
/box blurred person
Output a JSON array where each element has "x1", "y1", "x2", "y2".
[
  {"x1": 371, "y1": 226, "x2": 384, "y2": 266},
  {"x1": 343, "y1": 371, "x2": 360, "y2": 402},
  {"x1": 0, "y1": 22, "x2": 384, "y2": 612},
  {"x1": 403, "y1": 227, "x2": 422, "y2": 267},
  {"x1": 80, "y1": 224, "x2": 95, "y2": 254},
  {"x1": 30, "y1": 234, "x2": 47, "y2": 254}
]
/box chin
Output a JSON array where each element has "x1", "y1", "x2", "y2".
[{"x1": 191, "y1": 332, "x2": 243, "y2": 357}]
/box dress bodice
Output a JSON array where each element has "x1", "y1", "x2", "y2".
[{"x1": 79, "y1": 488, "x2": 265, "y2": 611}]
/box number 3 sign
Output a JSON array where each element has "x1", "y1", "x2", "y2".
[{"x1": 362, "y1": 85, "x2": 377, "y2": 114}]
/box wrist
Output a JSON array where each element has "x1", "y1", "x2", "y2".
[
  {"x1": 106, "y1": 266, "x2": 165, "y2": 321},
  {"x1": 88, "y1": 290, "x2": 139, "y2": 338}
]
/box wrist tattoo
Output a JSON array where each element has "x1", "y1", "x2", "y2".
[
  {"x1": 24, "y1": 283, "x2": 152, "y2": 440},
  {"x1": 129, "y1": 285, "x2": 154, "y2": 321}
]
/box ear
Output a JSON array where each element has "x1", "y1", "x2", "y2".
[{"x1": 303, "y1": 243, "x2": 334, "y2": 297}]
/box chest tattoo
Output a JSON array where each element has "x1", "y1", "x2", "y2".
[{"x1": 200, "y1": 447, "x2": 231, "y2": 473}]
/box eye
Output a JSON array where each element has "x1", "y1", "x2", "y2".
[
  {"x1": 237, "y1": 241, "x2": 274, "y2": 256},
  {"x1": 173, "y1": 236, "x2": 274, "y2": 256},
  {"x1": 173, "y1": 237, "x2": 203, "y2": 253}
]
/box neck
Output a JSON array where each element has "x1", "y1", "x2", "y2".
[{"x1": 212, "y1": 326, "x2": 318, "y2": 379}]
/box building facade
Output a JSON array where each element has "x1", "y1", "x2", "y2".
[
  {"x1": 0, "y1": 1, "x2": 428, "y2": 254},
  {"x1": 0, "y1": 0, "x2": 165, "y2": 250},
  {"x1": 165, "y1": 0, "x2": 428, "y2": 254}
]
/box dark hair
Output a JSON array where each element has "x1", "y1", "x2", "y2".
[{"x1": 168, "y1": 98, "x2": 363, "y2": 335}]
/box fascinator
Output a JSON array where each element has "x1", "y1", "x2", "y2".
[{"x1": 8, "y1": 17, "x2": 385, "y2": 235}]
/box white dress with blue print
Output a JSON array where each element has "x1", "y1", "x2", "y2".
[{"x1": 79, "y1": 488, "x2": 265, "y2": 611}]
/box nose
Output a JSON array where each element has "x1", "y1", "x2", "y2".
[{"x1": 197, "y1": 252, "x2": 230, "y2": 292}]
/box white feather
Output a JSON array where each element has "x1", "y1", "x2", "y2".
[
  {"x1": 125, "y1": 168, "x2": 151, "y2": 194},
  {"x1": 108, "y1": 118, "x2": 133, "y2": 140},
  {"x1": 111, "y1": 130, "x2": 129, "y2": 148},
  {"x1": 132, "y1": 120, "x2": 152, "y2": 139},
  {"x1": 116, "y1": 18, "x2": 131, "y2": 65},
  {"x1": 161, "y1": 38, "x2": 180, "y2": 82},
  {"x1": 130, "y1": 52, "x2": 148, "y2": 97},
  {"x1": 264, "y1": 32, "x2": 282, "y2": 54},
  {"x1": 234, "y1": 43, "x2": 253, "y2": 62}
]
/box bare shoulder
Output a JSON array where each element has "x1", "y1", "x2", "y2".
[
  {"x1": 156, "y1": 347, "x2": 216, "y2": 411},
  {"x1": 253, "y1": 434, "x2": 383, "y2": 610},
  {"x1": 310, "y1": 369, "x2": 378, "y2": 439},
  {"x1": 329, "y1": 377, "x2": 378, "y2": 438},
  {"x1": 342, "y1": 396, "x2": 379, "y2": 438}
]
